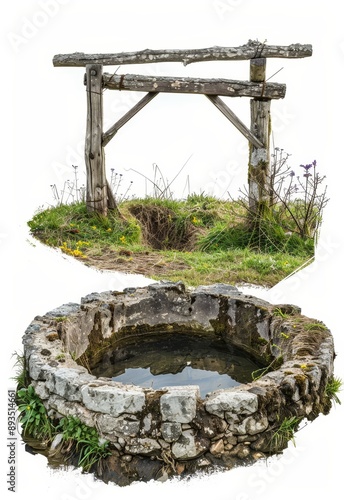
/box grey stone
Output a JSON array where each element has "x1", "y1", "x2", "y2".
[
  {"x1": 25, "y1": 323, "x2": 41, "y2": 335},
  {"x1": 158, "y1": 439, "x2": 170, "y2": 449},
  {"x1": 47, "y1": 395, "x2": 95, "y2": 428},
  {"x1": 45, "y1": 303, "x2": 80, "y2": 317},
  {"x1": 28, "y1": 354, "x2": 54, "y2": 381},
  {"x1": 306, "y1": 365, "x2": 322, "y2": 391},
  {"x1": 246, "y1": 415, "x2": 269, "y2": 436},
  {"x1": 231, "y1": 443, "x2": 250, "y2": 459},
  {"x1": 171, "y1": 429, "x2": 208, "y2": 459},
  {"x1": 81, "y1": 291, "x2": 113, "y2": 304},
  {"x1": 97, "y1": 414, "x2": 140, "y2": 437},
  {"x1": 32, "y1": 380, "x2": 50, "y2": 399},
  {"x1": 118, "y1": 437, "x2": 125, "y2": 447},
  {"x1": 160, "y1": 386, "x2": 199, "y2": 423},
  {"x1": 205, "y1": 390, "x2": 258, "y2": 419},
  {"x1": 142, "y1": 413, "x2": 152, "y2": 433},
  {"x1": 81, "y1": 383, "x2": 145, "y2": 416},
  {"x1": 125, "y1": 438, "x2": 161, "y2": 455},
  {"x1": 194, "y1": 283, "x2": 240, "y2": 296},
  {"x1": 148, "y1": 281, "x2": 185, "y2": 294},
  {"x1": 229, "y1": 415, "x2": 268, "y2": 435},
  {"x1": 188, "y1": 294, "x2": 220, "y2": 330},
  {"x1": 50, "y1": 433, "x2": 64, "y2": 450},
  {"x1": 256, "y1": 319, "x2": 270, "y2": 341},
  {"x1": 161, "y1": 422, "x2": 182, "y2": 442},
  {"x1": 280, "y1": 375, "x2": 299, "y2": 401},
  {"x1": 46, "y1": 368, "x2": 95, "y2": 401}
]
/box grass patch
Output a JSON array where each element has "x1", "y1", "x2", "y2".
[
  {"x1": 27, "y1": 197, "x2": 315, "y2": 288},
  {"x1": 11, "y1": 351, "x2": 27, "y2": 390},
  {"x1": 325, "y1": 376, "x2": 342, "y2": 405},
  {"x1": 147, "y1": 248, "x2": 305, "y2": 287},
  {"x1": 17, "y1": 385, "x2": 55, "y2": 442},
  {"x1": 16, "y1": 384, "x2": 110, "y2": 472},
  {"x1": 28, "y1": 202, "x2": 141, "y2": 251},
  {"x1": 57, "y1": 416, "x2": 111, "y2": 472},
  {"x1": 270, "y1": 416, "x2": 302, "y2": 450}
]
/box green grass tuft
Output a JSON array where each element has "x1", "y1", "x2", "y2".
[
  {"x1": 326, "y1": 376, "x2": 342, "y2": 405},
  {"x1": 271, "y1": 416, "x2": 302, "y2": 449}
]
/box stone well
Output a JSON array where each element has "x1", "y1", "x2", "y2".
[{"x1": 22, "y1": 282, "x2": 335, "y2": 485}]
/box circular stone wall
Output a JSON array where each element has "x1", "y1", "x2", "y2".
[{"x1": 22, "y1": 282, "x2": 335, "y2": 485}]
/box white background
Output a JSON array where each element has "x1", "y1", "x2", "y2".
[{"x1": 1, "y1": 1, "x2": 344, "y2": 499}]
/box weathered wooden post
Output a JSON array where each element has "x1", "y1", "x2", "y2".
[
  {"x1": 84, "y1": 64, "x2": 108, "y2": 215},
  {"x1": 248, "y1": 57, "x2": 271, "y2": 216}
]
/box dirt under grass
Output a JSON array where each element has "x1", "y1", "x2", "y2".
[
  {"x1": 79, "y1": 246, "x2": 309, "y2": 288},
  {"x1": 27, "y1": 199, "x2": 314, "y2": 288}
]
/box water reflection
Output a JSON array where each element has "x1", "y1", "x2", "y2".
[{"x1": 91, "y1": 334, "x2": 263, "y2": 397}]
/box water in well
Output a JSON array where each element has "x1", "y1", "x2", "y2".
[{"x1": 91, "y1": 334, "x2": 263, "y2": 397}]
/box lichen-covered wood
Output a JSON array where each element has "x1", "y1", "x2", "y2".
[
  {"x1": 84, "y1": 64, "x2": 108, "y2": 215},
  {"x1": 248, "y1": 58, "x2": 271, "y2": 214},
  {"x1": 101, "y1": 73, "x2": 286, "y2": 99},
  {"x1": 53, "y1": 41, "x2": 312, "y2": 67}
]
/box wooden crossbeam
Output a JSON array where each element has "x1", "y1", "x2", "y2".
[
  {"x1": 206, "y1": 95, "x2": 264, "y2": 148},
  {"x1": 100, "y1": 73, "x2": 286, "y2": 99},
  {"x1": 53, "y1": 41, "x2": 312, "y2": 67},
  {"x1": 102, "y1": 92, "x2": 158, "y2": 147}
]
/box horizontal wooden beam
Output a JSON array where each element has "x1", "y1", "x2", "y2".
[
  {"x1": 53, "y1": 41, "x2": 312, "y2": 67},
  {"x1": 102, "y1": 92, "x2": 158, "y2": 147},
  {"x1": 100, "y1": 73, "x2": 286, "y2": 99},
  {"x1": 206, "y1": 95, "x2": 264, "y2": 148}
]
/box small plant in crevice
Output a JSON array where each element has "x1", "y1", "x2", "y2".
[
  {"x1": 251, "y1": 350, "x2": 284, "y2": 381},
  {"x1": 270, "y1": 416, "x2": 302, "y2": 450},
  {"x1": 273, "y1": 307, "x2": 290, "y2": 319},
  {"x1": 303, "y1": 322, "x2": 328, "y2": 331},
  {"x1": 56, "y1": 416, "x2": 111, "y2": 472},
  {"x1": 325, "y1": 376, "x2": 342, "y2": 405},
  {"x1": 16, "y1": 385, "x2": 54, "y2": 442},
  {"x1": 11, "y1": 351, "x2": 27, "y2": 390}
]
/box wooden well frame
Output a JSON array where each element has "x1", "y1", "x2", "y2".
[{"x1": 53, "y1": 40, "x2": 312, "y2": 215}]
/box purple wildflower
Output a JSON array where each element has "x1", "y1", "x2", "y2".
[
  {"x1": 290, "y1": 170, "x2": 295, "y2": 177},
  {"x1": 300, "y1": 164, "x2": 313, "y2": 171},
  {"x1": 303, "y1": 172, "x2": 312, "y2": 178}
]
